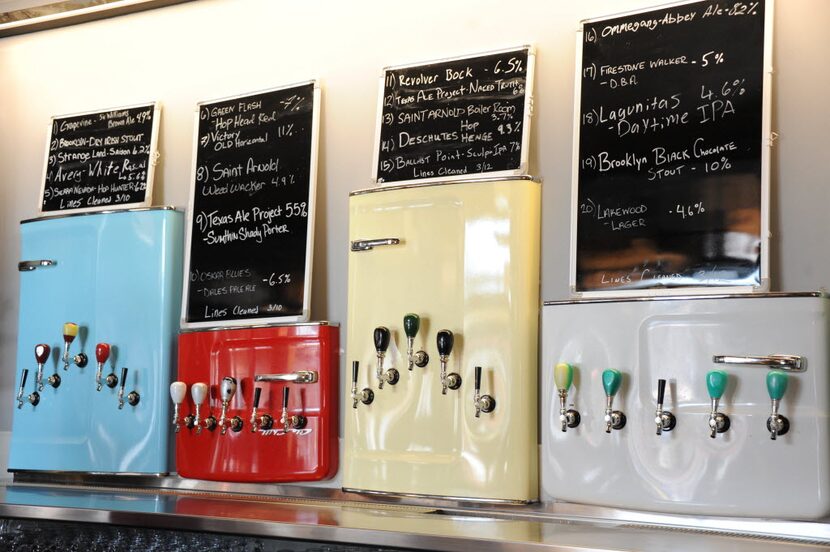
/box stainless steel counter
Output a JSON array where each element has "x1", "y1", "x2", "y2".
[{"x1": 0, "y1": 474, "x2": 828, "y2": 551}]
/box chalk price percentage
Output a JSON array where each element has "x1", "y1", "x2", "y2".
[
  {"x1": 263, "y1": 272, "x2": 291, "y2": 287},
  {"x1": 671, "y1": 202, "x2": 705, "y2": 220},
  {"x1": 704, "y1": 156, "x2": 732, "y2": 173}
]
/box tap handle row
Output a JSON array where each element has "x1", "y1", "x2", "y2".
[
  {"x1": 657, "y1": 378, "x2": 666, "y2": 405},
  {"x1": 170, "y1": 381, "x2": 187, "y2": 404},
  {"x1": 437, "y1": 329, "x2": 454, "y2": 357},
  {"x1": 221, "y1": 376, "x2": 237, "y2": 403},
  {"x1": 403, "y1": 313, "x2": 420, "y2": 338},
  {"x1": 35, "y1": 344, "x2": 50, "y2": 365},
  {"x1": 63, "y1": 322, "x2": 79, "y2": 343},
  {"x1": 373, "y1": 326, "x2": 390, "y2": 354}
]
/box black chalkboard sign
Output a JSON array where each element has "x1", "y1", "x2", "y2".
[
  {"x1": 374, "y1": 47, "x2": 534, "y2": 184},
  {"x1": 573, "y1": 0, "x2": 771, "y2": 294},
  {"x1": 182, "y1": 82, "x2": 319, "y2": 326},
  {"x1": 39, "y1": 103, "x2": 159, "y2": 215}
]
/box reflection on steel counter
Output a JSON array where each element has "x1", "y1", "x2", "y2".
[{"x1": 0, "y1": 518, "x2": 406, "y2": 552}]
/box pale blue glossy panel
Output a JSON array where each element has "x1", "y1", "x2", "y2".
[{"x1": 10, "y1": 209, "x2": 183, "y2": 474}]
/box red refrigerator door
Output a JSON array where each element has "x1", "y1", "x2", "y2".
[{"x1": 176, "y1": 323, "x2": 338, "y2": 482}]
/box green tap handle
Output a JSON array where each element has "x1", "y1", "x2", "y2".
[
  {"x1": 602, "y1": 369, "x2": 622, "y2": 397},
  {"x1": 766, "y1": 370, "x2": 789, "y2": 401},
  {"x1": 706, "y1": 370, "x2": 728, "y2": 399},
  {"x1": 554, "y1": 363, "x2": 573, "y2": 391},
  {"x1": 403, "y1": 313, "x2": 420, "y2": 339}
]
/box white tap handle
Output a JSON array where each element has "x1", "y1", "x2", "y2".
[
  {"x1": 220, "y1": 377, "x2": 237, "y2": 403},
  {"x1": 169, "y1": 381, "x2": 187, "y2": 404},
  {"x1": 191, "y1": 382, "x2": 208, "y2": 405}
]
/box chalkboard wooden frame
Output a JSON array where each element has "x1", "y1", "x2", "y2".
[
  {"x1": 37, "y1": 101, "x2": 160, "y2": 216},
  {"x1": 569, "y1": 0, "x2": 773, "y2": 298},
  {"x1": 371, "y1": 45, "x2": 536, "y2": 186},
  {"x1": 180, "y1": 80, "x2": 321, "y2": 328}
]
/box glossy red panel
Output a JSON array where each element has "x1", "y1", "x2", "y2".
[{"x1": 176, "y1": 324, "x2": 338, "y2": 482}]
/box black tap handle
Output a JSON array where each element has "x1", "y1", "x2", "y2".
[
  {"x1": 657, "y1": 379, "x2": 666, "y2": 404},
  {"x1": 475, "y1": 366, "x2": 482, "y2": 392},
  {"x1": 373, "y1": 327, "x2": 390, "y2": 353},
  {"x1": 120, "y1": 367, "x2": 128, "y2": 390},
  {"x1": 282, "y1": 386, "x2": 290, "y2": 409},
  {"x1": 352, "y1": 361, "x2": 359, "y2": 384},
  {"x1": 437, "y1": 330, "x2": 454, "y2": 356},
  {"x1": 20, "y1": 369, "x2": 28, "y2": 389},
  {"x1": 253, "y1": 387, "x2": 262, "y2": 408}
]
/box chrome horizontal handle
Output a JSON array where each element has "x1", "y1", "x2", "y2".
[
  {"x1": 18, "y1": 260, "x2": 56, "y2": 271},
  {"x1": 350, "y1": 238, "x2": 400, "y2": 252},
  {"x1": 254, "y1": 370, "x2": 319, "y2": 384},
  {"x1": 712, "y1": 354, "x2": 805, "y2": 372}
]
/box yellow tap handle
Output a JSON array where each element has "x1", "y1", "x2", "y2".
[
  {"x1": 63, "y1": 322, "x2": 79, "y2": 339},
  {"x1": 554, "y1": 363, "x2": 574, "y2": 391}
]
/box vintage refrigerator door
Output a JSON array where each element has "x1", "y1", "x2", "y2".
[
  {"x1": 175, "y1": 323, "x2": 339, "y2": 482},
  {"x1": 541, "y1": 294, "x2": 830, "y2": 519},
  {"x1": 10, "y1": 208, "x2": 183, "y2": 474},
  {"x1": 343, "y1": 178, "x2": 540, "y2": 503}
]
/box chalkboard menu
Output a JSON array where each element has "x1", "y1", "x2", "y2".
[
  {"x1": 374, "y1": 47, "x2": 534, "y2": 184},
  {"x1": 573, "y1": 0, "x2": 771, "y2": 294},
  {"x1": 39, "y1": 103, "x2": 159, "y2": 214},
  {"x1": 182, "y1": 82, "x2": 319, "y2": 327}
]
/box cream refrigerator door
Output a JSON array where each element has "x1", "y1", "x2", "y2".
[{"x1": 344, "y1": 179, "x2": 540, "y2": 502}]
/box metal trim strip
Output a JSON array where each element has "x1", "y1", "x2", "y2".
[
  {"x1": 350, "y1": 175, "x2": 540, "y2": 197},
  {"x1": 543, "y1": 291, "x2": 826, "y2": 306},
  {"x1": 178, "y1": 321, "x2": 337, "y2": 334},
  {"x1": 21, "y1": 206, "x2": 180, "y2": 225}
]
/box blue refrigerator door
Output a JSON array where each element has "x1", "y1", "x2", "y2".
[{"x1": 10, "y1": 207, "x2": 183, "y2": 474}]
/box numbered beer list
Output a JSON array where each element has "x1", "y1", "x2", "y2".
[
  {"x1": 375, "y1": 48, "x2": 532, "y2": 183},
  {"x1": 185, "y1": 83, "x2": 317, "y2": 324},
  {"x1": 575, "y1": 1, "x2": 767, "y2": 292},
  {"x1": 41, "y1": 104, "x2": 157, "y2": 213}
]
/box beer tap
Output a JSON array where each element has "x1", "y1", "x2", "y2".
[
  {"x1": 95, "y1": 343, "x2": 110, "y2": 391},
  {"x1": 437, "y1": 329, "x2": 461, "y2": 394},
  {"x1": 766, "y1": 370, "x2": 790, "y2": 440},
  {"x1": 250, "y1": 387, "x2": 274, "y2": 433},
  {"x1": 117, "y1": 368, "x2": 128, "y2": 409},
  {"x1": 403, "y1": 313, "x2": 429, "y2": 370},
  {"x1": 16, "y1": 369, "x2": 28, "y2": 409},
  {"x1": 554, "y1": 362, "x2": 580, "y2": 432},
  {"x1": 706, "y1": 370, "x2": 730, "y2": 438},
  {"x1": 280, "y1": 387, "x2": 307, "y2": 433},
  {"x1": 473, "y1": 366, "x2": 496, "y2": 417},
  {"x1": 351, "y1": 361, "x2": 374, "y2": 408},
  {"x1": 170, "y1": 381, "x2": 186, "y2": 433},
  {"x1": 190, "y1": 382, "x2": 208, "y2": 434},
  {"x1": 373, "y1": 326, "x2": 399, "y2": 389},
  {"x1": 602, "y1": 369, "x2": 626, "y2": 433},
  {"x1": 34, "y1": 344, "x2": 50, "y2": 392},
  {"x1": 655, "y1": 379, "x2": 676, "y2": 436},
  {"x1": 218, "y1": 376, "x2": 237, "y2": 435},
  {"x1": 61, "y1": 322, "x2": 87, "y2": 370}
]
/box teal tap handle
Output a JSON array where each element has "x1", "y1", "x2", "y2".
[
  {"x1": 403, "y1": 313, "x2": 420, "y2": 339},
  {"x1": 602, "y1": 369, "x2": 622, "y2": 397},
  {"x1": 766, "y1": 370, "x2": 789, "y2": 401},
  {"x1": 706, "y1": 370, "x2": 728, "y2": 400}
]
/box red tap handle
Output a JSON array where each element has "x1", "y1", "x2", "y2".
[
  {"x1": 96, "y1": 343, "x2": 110, "y2": 364},
  {"x1": 34, "y1": 344, "x2": 50, "y2": 364}
]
